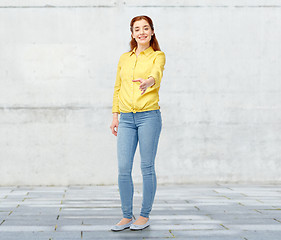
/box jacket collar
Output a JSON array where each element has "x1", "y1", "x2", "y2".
[{"x1": 130, "y1": 46, "x2": 154, "y2": 56}]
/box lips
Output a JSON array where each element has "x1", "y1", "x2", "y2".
[{"x1": 138, "y1": 36, "x2": 147, "y2": 40}]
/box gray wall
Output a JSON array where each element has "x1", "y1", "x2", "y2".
[{"x1": 1, "y1": 0, "x2": 281, "y2": 185}]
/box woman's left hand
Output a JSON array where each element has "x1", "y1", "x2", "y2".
[{"x1": 132, "y1": 77, "x2": 155, "y2": 95}]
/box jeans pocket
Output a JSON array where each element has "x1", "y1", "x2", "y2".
[
  {"x1": 120, "y1": 112, "x2": 124, "y2": 121},
  {"x1": 155, "y1": 110, "x2": 162, "y2": 122}
]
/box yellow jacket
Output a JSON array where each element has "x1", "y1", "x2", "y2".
[{"x1": 112, "y1": 46, "x2": 166, "y2": 113}]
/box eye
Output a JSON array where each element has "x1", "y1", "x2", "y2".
[{"x1": 145, "y1": 28, "x2": 149, "y2": 30}]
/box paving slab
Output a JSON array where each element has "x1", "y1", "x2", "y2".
[{"x1": 0, "y1": 183, "x2": 280, "y2": 239}]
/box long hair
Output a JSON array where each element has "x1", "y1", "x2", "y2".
[{"x1": 129, "y1": 15, "x2": 161, "y2": 52}]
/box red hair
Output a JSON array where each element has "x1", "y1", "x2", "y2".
[{"x1": 129, "y1": 15, "x2": 161, "y2": 52}]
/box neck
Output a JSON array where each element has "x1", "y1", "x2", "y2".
[{"x1": 136, "y1": 44, "x2": 150, "y2": 54}]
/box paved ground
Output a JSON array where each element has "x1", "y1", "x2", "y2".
[{"x1": 0, "y1": 183, "x2": 281, "y2": 240}]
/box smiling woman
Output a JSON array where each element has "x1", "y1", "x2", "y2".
[
  {"x1": 109, "y1": 15, "x2": 166, "y2": 232},
  {"x1": 129, "y1": 16, "x2": 161, "y2": 53}
]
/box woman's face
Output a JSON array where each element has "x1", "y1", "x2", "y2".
[{"x1": 132, "y1": 19, "x2": 154, "y2": 47}]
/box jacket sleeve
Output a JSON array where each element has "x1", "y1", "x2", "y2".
[
  {"x1": 148, "y1": 51, "x2": 166, "y2": 89},
  {"x1": 112, "y1": 55, "x2": 122, "y2": 113}
]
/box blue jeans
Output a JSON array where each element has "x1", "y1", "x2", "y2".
[{"x1": 117, "y1": 109, "x2": 162, "y2": 219}]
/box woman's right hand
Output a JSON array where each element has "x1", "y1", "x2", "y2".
[{"x1": 110, "y1": 114, "x2": 119, "y2": 136}]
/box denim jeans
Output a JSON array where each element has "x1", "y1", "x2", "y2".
[{"x1": 117, "y1": 109, "x2": 162, "y2": 219}]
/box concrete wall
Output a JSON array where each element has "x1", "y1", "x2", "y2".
[{"x1": 1, "y1": 0, "x2": 281, "y2": 185}]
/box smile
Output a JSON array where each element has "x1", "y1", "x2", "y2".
[{"x1": 138, "y1": 36, "x2": 147, "y2": 40}]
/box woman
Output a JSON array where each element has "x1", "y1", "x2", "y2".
[{"x1": 110, "y1": 15, "x2": 166, "y2": 231}]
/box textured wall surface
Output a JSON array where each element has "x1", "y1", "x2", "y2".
[{"x1": 0, "y1": 0, "x2": 281, "y2": 185}]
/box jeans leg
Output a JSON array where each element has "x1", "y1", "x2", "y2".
[
  {"x1": 137, "y1": 110, "x2": 162, "y2": 218},
  {"x1": 117, "y1": 114, "x2": 138, "y2": 219}
]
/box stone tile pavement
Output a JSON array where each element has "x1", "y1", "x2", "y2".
[{"x1": 0, "y1": 183, "x2": 281, "y2": 239}]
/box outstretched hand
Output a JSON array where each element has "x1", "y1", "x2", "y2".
[{"x1": 132, "y1": 77, "x2": 155, "y2": 95}]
